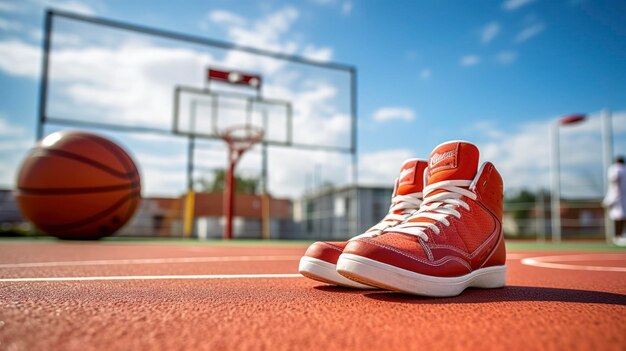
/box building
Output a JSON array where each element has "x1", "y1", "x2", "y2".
[
  {"x1": 117, "y1": 197, "x2": 181, "y2": 237},
  {"x1": 294, "y1": 185, "x2": 394, "y2": 241},
  {"x1": 0, "y1": 189, "x2": 30, "y2": 234},
  {"x1": 503, "y1": 199, "x2": 606, "y2": 238},
  {"x1": 190, "y1": 192, "x2": 293, "y2": 239},
  {"x1": 119, "y1": 192, "x2": 294, "y2": 239}
]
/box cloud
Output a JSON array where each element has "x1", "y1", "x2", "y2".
[
  {"x1": 516, "y1": 22, "x2": 545, "y2": 43},
  {"x1": 36, "y1": 0, "x2": 97, "y2": 15},
  {"x1": 45, "y1": 42, "x2": 213, "y2": 128},
  {"x1": 0, "y1": 0, "x2": 97, "y2": 15},
  {"x1": 0, "y1": 115, "x2": 31, "y2": 188},
  {"x1": 0, "y1": 1, "x2": 25, "y2": 13},
  {"x1": 0, "y1": 40, "x2": 41, "y2": 78},
  {"x1": 267, "y1": 148, "x2": 351, "y2": 197},
  {"x1": 0, "y1": 51, "x2": 348, "y2": 199},
  {"x1": 30, "y1": 29, "x2": 83, "y2": 46},
  {"x1": 475, "y1": 111, "x2": 626, "y2": 198},
  {"x1": 359, "y1": 149, "x2": 417, "y2": 185},
  {"x1": 131, "y1": 148, "x2": 188, "y2": 196},
  {"x1": 0, "y1": 115, "x2": 26, "y2": 137},
  {"x1": 226, "y1": 6, "x2": 299, "y2": 50},
  {"x1": 302, "y1": 45, "x2": 333, "y2": 62},
  {"x1": 0, "y1": 17, "x2": 23, "y2": 31},
  {"x1": 164, "y1": 110, "x2": 626, "y2": 198},
  {"x1": 207, "y1": 10, "x2": 246, "y2": 27},
  {"x1": 0, "y1": 149, "x2": 28, "y2": 188},
  {"x1": 420, "y1": 68, "x2": 431, "y2": 80},
  {"x1": 460, "y1": 54, "x2": 480, "y2": 66},
  {"x1": 502, "y1": 0, "x2": 535, "y2": 11},
  {"x1": 0, "y1": 6, "x2": 339, "y2": 127},
  {"x1": 467, "y1": 120, "x2": 505, "y2": 139},
  {"x1": 372, "y1": 107, "x2": 416, "y2": 122},
  {"x1": 203, "y1": 6, "x2": 335, "y2": 70},
  {"x1": 0, "y1": 6, "x2": 352, "y2": 198},
  {"x1": 495, "y1": 50, "x2": 517, "y2": 64},
  {"x1": 481, "y1": 22, "x2": 500, "y2": 44},
  {"x1": 309, "y1": 0, "x2": 352, "y2": 15},
  {"x1": 0, "y1": 139, "x2": 31, "y2": 152}
]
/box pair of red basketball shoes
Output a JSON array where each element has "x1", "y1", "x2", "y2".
[{"x1": 298, "y1": 141, "x2": 506, "y2": 297}]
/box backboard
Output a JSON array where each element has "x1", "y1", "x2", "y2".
[{"x1": 172, "y1": 86, "x2": 292, "y2": 146}]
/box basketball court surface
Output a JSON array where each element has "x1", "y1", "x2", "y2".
[
  {"x1": 0, "y1": 239, "x2": 624, "y2": 350},
  {"x1": 2, "y1": 8, "x2": 625, "y2": 351}
]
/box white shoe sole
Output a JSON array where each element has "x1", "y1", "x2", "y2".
[
  {"x1": 336, "y1": 253, "x2": 506, "y2": 297},
  {"x1": 613, "y1": 237, "x2": 626, "y2": 247},
  {"x1": 298, "y1": 256, "x2": 376, "y2": 289}
]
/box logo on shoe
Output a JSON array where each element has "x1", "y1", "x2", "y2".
[
  {"x1": 399, "y1": 167, "x2": 414, "y2": 182},
  {"x1": 429, "y1": 143, "x2": 459, "y2": 174},
  {"x1": 430, "y1": 151, "x2": 455, "y2": 168},
  {"x1": 398, "y1": 162, "x2": 417, "y2": 186}
]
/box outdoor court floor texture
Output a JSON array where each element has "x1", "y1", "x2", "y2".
[{"x1": 0, "y1": 238, "x2": 624, "y2": 351}]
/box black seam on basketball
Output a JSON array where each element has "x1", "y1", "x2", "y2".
[
  {"x1": 37, "y1": 149, "x2": 136, "y2": 179},
  {"x1": 81, "y1": 135, "x2": 134, "y2": 173},
  {"x1": 41, "y1": 191, "x2": 140, "y2": 230},
  {"x1": 18, "y1": 182, "x2": 140, "y2": 195}
]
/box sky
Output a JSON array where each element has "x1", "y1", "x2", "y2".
[{"x1": 0, "y1": 0, "x2": 625, "y2": 200}]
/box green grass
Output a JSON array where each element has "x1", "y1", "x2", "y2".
[
  {"x1": 1, "y1": 235, "x2": 625, "y2": 251},
  {"x1": 0, "y1": 235, "x2": 313, "y2": 246}
]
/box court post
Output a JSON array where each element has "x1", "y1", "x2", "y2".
[
  {"x1": 601, "y1": 109, "x2": 614, "y2": 243},
  {"x1": 550, "y1": 122, "x2": 561, "y2": 243}
]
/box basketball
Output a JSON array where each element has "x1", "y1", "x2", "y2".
[{"x1": 15, "y1": 131, "x2": 141, "y2": 240}]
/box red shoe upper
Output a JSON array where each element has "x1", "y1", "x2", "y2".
[
  {"x1": 343, "y1": 141, "x2": 506, "y2": 277},
  {"x1": 303, "y1": 159, "x2": 428, "y2": 265},
  {"x1": 303, "y1": 241, "x2": 347, "y2": 264}
]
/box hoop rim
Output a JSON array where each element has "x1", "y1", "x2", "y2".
[{"x1": 219, "y1": 124, "x2": 265, "y2": 151}]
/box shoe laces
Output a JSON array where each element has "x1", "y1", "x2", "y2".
[
  {"x1": 384, "y1": 180, "x2": 477, "y2": 242},
  {"x1": 351, "y1": 192, "x2": 423, "y2": 240}
]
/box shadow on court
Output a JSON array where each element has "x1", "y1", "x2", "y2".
[
  {"x1": 362, "y1": 286, "x2": 626, "y2": 306},
  {"x1": 313, "y1": 285, "x2": 384, "y2": 294}
]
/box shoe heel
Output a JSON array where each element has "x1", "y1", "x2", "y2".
[{"x1": 471, "y1": 266, "x2": 506, "y2": 289}]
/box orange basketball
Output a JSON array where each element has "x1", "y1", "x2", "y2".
[{"x1": 15, "y1": 131, "x2": 141, "y2": 240}]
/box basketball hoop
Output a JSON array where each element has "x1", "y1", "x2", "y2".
[
  {"x1": 219, "y1": 125, "x2": 264, "y2": 161},
  {"x1": 219, "y1": 124, "x2": 264, "y2": 240}
]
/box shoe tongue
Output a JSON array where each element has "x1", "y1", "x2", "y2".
[
  {"x1": 397, "y1": 159, "x2": 428, "y2": 195},
  {"x1": 427, "y1": 141, "x2": 479, "y2": 184}
]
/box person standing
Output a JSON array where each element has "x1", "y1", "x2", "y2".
[{"x1": 604, "y1": 156, "x2": 626, "y2": 243}]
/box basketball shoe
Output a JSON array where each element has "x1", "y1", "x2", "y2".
[
  {"x1": 337, "y1": 141, "x2": 506, "y2": 296},
  {"x1": 298, "y1": 159, "x2": 428, "y2": 288}
]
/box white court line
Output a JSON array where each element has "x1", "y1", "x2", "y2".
[
  {"x1": 521, "y1": 254, "x2": 626, "y2": 272},
  {"x1": 0, "y1": 273, "x2": 304, "y2": 283},
  {"x1": 0, "y1": 254, "x2": 526, "y2": 269},
  {"x1": 506, "y1": 253, "x2": 526, "y2": 260},
  {"x1": 0, "y1": 255, "x2": 301, "y2": 269}
]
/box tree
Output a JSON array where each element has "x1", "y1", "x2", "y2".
[
  {"x1": 196, "y1": 169, "x2": 259, "y2": 194},
  {"x1": 504, "y1": 188, "x2": 551, "y2": 236},
  {"x1": 505, "y1": 189, "x2": 536, "y2": 222}
]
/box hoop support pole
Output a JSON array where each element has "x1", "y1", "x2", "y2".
[
  {"x1": 183, "y1": 190, "x2": 195, "y2": 239},
  {"x1": 223, "y1": 150, "x2": 238, "y2": 240},
  {"x1": 220, "y1": 126, "x2": 264, "y2": 240},
  {"x1": 261, "y1": 193, "x2": 270, "y2": 240}
]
